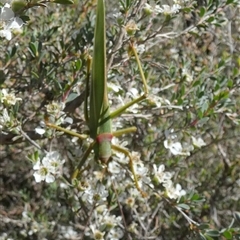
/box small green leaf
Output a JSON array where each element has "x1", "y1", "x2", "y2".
[
  {"x1": 205, "y1": 235, "x2": 214, "y2": 240},
  {"x1": 222, "y1": 230, "x2": 232, "y2": 239},
  {"x1": 73, "y1": 59, "x2": 82, "y2": 71},
  {"x1": 199, "y1": 7, "x2": 206, "y2": 17},
  {"x1": 180, "y1": 84, "x2": 185, "y2": 96},
  {"x1": 182, "y1": 7, "x2": 191, "y2": 13},
  {"x1": 0, "y1": 70, "x2": 6, "y2": 85},
  {"x1": 218, "y1": 59, "x2": 225, "y2": 68},
  {"x1": 33, "y1": 151, "x2": 39, "y2": 161},
  {"x1": 197, "y1": 117, "x2": 209, "y2": 125},
  {"x1": 199, "y1": 232, "x2": 207, "y2": 240},
  {"x1": 10, "y1": 45, "x2": 17, "y2": 58},
  {"x1": 198, "y1": 91, "x2": 204, "y2": 98},
  {"x1": 193, "y1": 80, "x2": 200, "y2": 87},
  {"x1": 201, "y1": 101, "x2": 209, "y2": 113},
  {"x1": 207, "y1": 0, "x2": 213, "y2": 7},
  {"x1": 177, "y1": 98, "x2": 183, "y2": 105},
  {"x1": 199, "y1": 223, "x2": 210, "y2": 230},
  {"x1": 232, "y1": 67, "x2": 239, "y2": 76},
  {"x1": 198, "y1": 110, "x2": 204, "y2": 119},
  {"x1": 205, "y1": 230, "x2": 220, "y2": 237},
  {"x1": 177, "y1": 203, "x2": 190, "y2": 210},
  {"x1": 28, "y1": 42, "x2": 38, "y2": 58},
  {"x1": 191, "y1": 193, "x2": 200, "y2": 201},
  {"x1": 31, "y1": 71, "x2": 39, "y2": 79},
  {"x1": 52, "y1": 0, "x2": 74, "y2": 4},
  {"x1": 19, "y1": 15, "x2": 30, "y2": 23},
  {"x1": 206, "y1": 16, "x2": 215, "y2": 23}
]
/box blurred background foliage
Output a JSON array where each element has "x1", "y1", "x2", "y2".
[{"x1": 0, "y1": 0, "x2": 240, "y2": 239}]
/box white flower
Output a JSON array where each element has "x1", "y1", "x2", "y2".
[
  {"x1": 175, "y1": 183, "x2": 186, "y2": 197},
  {"x1": 62, "y1": 226, "x2": 78, "y2": 238},
  {"x1": 172, "y1": 3, "x2": 182, "y2": 13},
  {"x1": 182, "y1": 68, "x2": 193, "y2": 82},
  {"x1": 95, "y1": 204, "x2": 107, "y2": 214},
  {"x1": 33, "y1": 151, "x2": 65, "y2": 183},
  {"x1": 136, "y1": 44, "x2": 145, "y2": 54},
  {"x1": 42, "y1": 151, "x2": 65, "y2": 174},
  {"x1": 64, "y1": 116, "x2": 73, "y2": 124},
  {"x1": 153, "y1": 164, "x2": 173, "y2": 184},
  {"x1": 95, "y1": 184, "x2": 109, "y2": 201},
  {"x1": 93, "y1": 171, "x2": 105, "y2": 181},
  {"x1": 174, "y1": 0, "x2": 190, "y2": 4},
  {"x1": 164, "y1": 139, "x2": 192, "y2": 156},
  {"x1": 0, "y1": 89, "x2": 22, "y2": 105},
  {"x1": 125, "y1": 20, "x2": 139, "y2": 35},
  {"x1": 0, "y1": 27, "x2": 12, "y2": 40},
  {"x1": 164, "y1": 140, "x2": 182, "y2": 155},
  {"x1": 108, "y1": 161, "x2": 121, "y2": 174},
  {"x1": 0, "y1": 4, "x2": 24, "y2": 40},
  {"x1": 35, "y1": 126, "x2": 45, "y2": 135},
  {"x1": 133, "y1": 160, "x2": 148, "y2": 176},
  {"x1": 107, "y1": 228, "x2": 124, "y2": 240},
  {"x1": 6, "y1": 16, "x2": 23, "y2": 29},
  {"x1": 0, "y1": 4, "x2": 14, "y2": 20},
  {"x1": 191, "y1": 136, "x2": 206, "y2": 148},
  {"x1": 46, "y1": 101, "x2": 65, "y2": 115},
  {"x1": 33, "y1": 160, "x2": 55, "y2": 183},
  {"x1": 155, "y1": 4, "x2": 181, "y2": 15},
  {"x1": 101, "y1": 214, "x2": 122, "y2": 229},
  {"x1": 107, "y1": 82, "x2": 122, "y2": 93},
  {"x1": 164, "y1": 180, "x2": 186, "y2": 199},
  {"x1": 90, "y1": 225, "x2": 105, "y2": 240}
]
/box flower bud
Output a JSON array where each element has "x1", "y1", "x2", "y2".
[{"x1": 143, "y1": 3, "x2": 154, "y2": 15}]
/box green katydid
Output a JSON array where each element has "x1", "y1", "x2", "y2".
[{"x1": 46, "y1": 0, "x2": 148, "y2": 196}]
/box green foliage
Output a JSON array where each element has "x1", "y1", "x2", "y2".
[
  {"x1": 53, "y1": 0, "x2": 74, "y2": 4},
  {"x1": 0, "y1": 0, "x2": 240, "y2": 239}
]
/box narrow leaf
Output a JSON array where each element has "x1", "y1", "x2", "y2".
[{"x1": 89, "y1": 0, "x2": 107, "y2": 138}]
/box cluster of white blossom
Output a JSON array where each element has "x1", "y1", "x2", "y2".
[
  {"x1": 144, "y1": 0, "x2": 189, "y2": 16},
  {"x1": 85, "y1": 205, "x2": 124, "y2": 240},
  {"x1": 30, "y1": 137, "x2": 194, "y2": 239},
  {"x1": 0, "y1": 3, "x2": 24, "y2": 40},
  {"x1": 153, "y1": 164, "x2": 186, "y2": 199},
  {"x1": 35, "y1": 100, "x2": 73, "y2": 135},
  {"x1": 164, "y1": 129, "x2": 206, "y2": 156},
  {"x1": 33, "y1": 151, "x2": 65, "y2": 183},
  {"x1": 66, "y1": 166, "x2": 128, "y2": 239},
  {"x1": 0, "y1": 88, "x2": 22, "y2": 106},
  {"x1": 0, "y1": 89, "x2": 22, "y2": 130}
]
